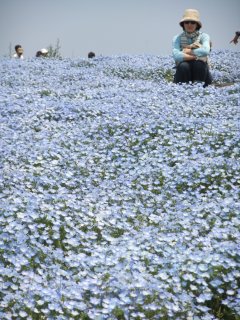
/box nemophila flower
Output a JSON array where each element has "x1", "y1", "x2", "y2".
[{"x1": 0, "y1": 51, "x2": 239, "y2": 319}]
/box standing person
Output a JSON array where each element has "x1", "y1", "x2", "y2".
[
  {"x1": 230, "y1": 31, "x2": 240, "y2": 44},
  {"x1": 13, "y1": 44, "x2": 24, "y2": 59},
  {"x1": 172, "y1": 9, "x2": 212, "y2": 87}
]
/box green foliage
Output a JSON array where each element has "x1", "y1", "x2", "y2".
[
  {"x1": 47, "y1": 38, "x2": 62, "y2": 59},
  {"x1": 206, "y1": 296, "x2": 240, "y2": 320},
  {"x1": 8, "y1": 42, "x2": 13, "y2": 58},
  {"x1": 39, "y1": 89, "x2": 52, "y2": 97},
  {"x1": 110, "y1": 227, "x2": 125, "y2": 238},
  {"x1": 112, "y1": 306, "x2": 126, "y2": 319}
]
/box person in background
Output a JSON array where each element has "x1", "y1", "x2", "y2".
[
  {"x1": 36, "y1": 51, "x2": 42, "y2": 57},
  {"x1": 13, "y1": 44, "x2": 24, "y2": 59},
  {"x1": 36, "y1": 48, "x2": 48, "y2": 57},
  {"x1": 172, "y1": 9, "x2": 212, "y2": 87},
  {"x1": 88, "y1": 51, "x2": 95, "y2": 59},
  {"x1": 230, "y1": 31, "x2": 240, "y2": 44}
]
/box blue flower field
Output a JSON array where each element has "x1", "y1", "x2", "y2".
[{"x1": 0, "y1": 50, "x2": 240, "y2": 319}]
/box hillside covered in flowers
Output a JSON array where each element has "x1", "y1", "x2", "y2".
[{"x1": 0, "y1": 50, "x2": 240, "y2": 319}]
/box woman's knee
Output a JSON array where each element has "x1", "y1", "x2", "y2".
[
  {"x1": 193, "y1": 60, "x2": 207, "y2": 72},
  {"x1": 174, "y1": 62, "x2": 191, "y2": 83},
  {"x1": 192, "y1": 61, "x2": 208, "y2": 82},
  {"x1": 178, "y1": 61, "x2": 191, "y2": 73}
]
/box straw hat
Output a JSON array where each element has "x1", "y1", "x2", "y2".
[{"x1": 179, "y1": 9, "x2": 202, "y2": 28}]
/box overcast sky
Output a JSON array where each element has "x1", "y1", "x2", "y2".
[{"x1": 0, "y1": 0, "x2": 239, "y2": 58}]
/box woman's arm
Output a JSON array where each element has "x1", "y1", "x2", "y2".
[
  {"x1": 172, "y1": 35, "x2": 196, "y2": 62},
  {"x1": 192, "y1": 33, "x2": 211, "y2": 57}
]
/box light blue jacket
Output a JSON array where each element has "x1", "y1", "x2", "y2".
[{"x1": 172, "y1": 32, "x2": 211, "y2": 63}]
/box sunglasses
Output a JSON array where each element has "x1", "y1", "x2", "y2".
[{"x1": 184, "y1": 21, "x2": 197, "y2": 25}]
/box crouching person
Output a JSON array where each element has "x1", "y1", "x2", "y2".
[{"x1": 172, "y1": 9, "x2": 212, "y2": 87}]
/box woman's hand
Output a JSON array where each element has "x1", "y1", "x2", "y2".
[
  {"x1": 184, "y1": 53, "x2": 197, "y2": 61},
  {"x1": 183, "y1": 48, "x2": 194, "y2": 55}
]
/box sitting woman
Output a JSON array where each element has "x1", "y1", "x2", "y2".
[{"x1": 172, "y1": 9, "x2": 212, "y2": 87}]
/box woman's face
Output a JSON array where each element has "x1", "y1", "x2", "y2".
[{"x1": 184, "y1": 21, "x2": 198, "y2": 33}]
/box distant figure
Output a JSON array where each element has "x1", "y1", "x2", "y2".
[
  {"x1": 13, "y1": 44, "x2": 24, "y2": 59},
  {"x1": 88, "y1": 51, "x2": 95, "y2": 59},
  {"x1": 230, "y1": 31, "x2": 240, "y2": 44},
  {"x1": 36, "y1": 48, "x2": 48, "y2": 57},
  {"x1": 172, "y1": 9, "x2": 212, "y2": 87},
  {"x1": 36, "y1": 51, "x2": 42, "y2": 57}
]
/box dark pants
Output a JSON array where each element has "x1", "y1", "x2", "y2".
[{"x1": 174, "y1": 60, "x2": 212, "y2": 87}]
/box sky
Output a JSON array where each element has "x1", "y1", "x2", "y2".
[{"x1": 0, "y1": 0, "x2": 239, "y2": 58}]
